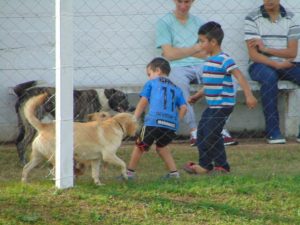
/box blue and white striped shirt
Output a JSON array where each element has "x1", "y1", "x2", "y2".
[
  {"x1": 203, "y1": 52, "x2": 238, "y2": 108},
  {"x1": 244, "y1": 5, "x2": 300, "y2": 63}
]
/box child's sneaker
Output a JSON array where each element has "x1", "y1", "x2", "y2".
[
  {"x1": 117, "y1": 170, "x2": 136, "y2": 181},
  {"x1": 163, "y1": 171, "x2": 180, "y2": 179},
  {"x1": 126, "y1": 170, "x2": 136, "y2": 180},
  {"x1": 222, "y1": 129, "x2": 238, "y2": 146},
  {"x1": 223, "y1": 136, "x2": 239, "y2": 146}
]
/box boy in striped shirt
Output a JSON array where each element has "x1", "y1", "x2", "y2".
[{"x1": 184, "y1": 22, "x2": 257, "y2": 174}]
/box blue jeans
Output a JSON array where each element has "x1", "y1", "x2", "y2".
[
  {"x1": 249, "y1": 63, "x2": 300, "y2": 137},
  {"x1": 197, "y1": 107, "x2": 233, "y2": 171}
]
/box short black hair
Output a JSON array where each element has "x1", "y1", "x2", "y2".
[
  {"x1": 147, "y1": 57, "x2": 171, "y2": 75},
  {"x1": 198, "y1": 21, "x2": 224, "y2": 45}
]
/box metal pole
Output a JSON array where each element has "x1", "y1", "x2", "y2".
[{"x1": 55, "y1": 0, "x2": 74, "y2": 189}]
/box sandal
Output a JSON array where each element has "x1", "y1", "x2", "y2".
[
  {"x1": 183, "y1": 161, "x2": 210, "y2": 175},
  {"x1": 183, "y1": 161, "x2": 198, "y2": 174}
]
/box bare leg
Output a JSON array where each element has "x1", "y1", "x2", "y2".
[
  {"x1": 156, "y1": 146, "x2": 177, "y2": 172},
  {"x1": 127, "y1": 146, "x2": 144, "y2": 171}
]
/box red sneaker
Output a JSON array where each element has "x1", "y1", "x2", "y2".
[{"x1": 223, "y1": 136, "x2": 238, "y2": 146}]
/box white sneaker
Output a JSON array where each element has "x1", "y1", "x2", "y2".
[
  {"x1": 221, "y1": 128, "x2": 231, "y2": 137},
  {"x1": 267, "y1": 134, "x2": 286, "y2": 144},
  {"x1": 163, "y1": 171, "x2": 180, "y2": 179}
]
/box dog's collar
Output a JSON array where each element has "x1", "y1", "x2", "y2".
[{"x1": 116, "y1": 121, "x2": 125, "y2": 134}]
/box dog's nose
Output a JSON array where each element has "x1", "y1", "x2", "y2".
[{"x1": 117, "y1": 107, "x2": 125, "y2": 112}]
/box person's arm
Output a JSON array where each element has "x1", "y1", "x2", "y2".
[
  {"x1": 178, "y1": 104, "x2": 187, "y2": 120},
  {"x1": 161, "y1": 44, "x2": 206, "y2": 61},
  {"x1": 188, "y1": 87, "x2": 204, "y2": 104},
  {"x1": 258, "y1": 39, "x2": 298, "y2": 59},
  {"x1": 134, "y1": 97, "x2": 148, "y2": 119},
  {"x1": 246, "y1": 39, "x2": 295, "y2": 70},
  {"x1": 231, "y1": 68, "x2": 257, "y2": 109},
  {"x1": 192, "y1": 50, "x2": 208, "y2": 59}
]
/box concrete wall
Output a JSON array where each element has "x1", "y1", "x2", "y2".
[{"x1": 0, "y1": 0, "x2": 300, "y2": 142}]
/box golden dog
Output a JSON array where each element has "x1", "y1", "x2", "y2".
[{"x1": 21, "y1": 93, "x2": 137, "y2": 185}]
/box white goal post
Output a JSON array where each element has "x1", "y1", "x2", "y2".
[{"x1": 55, "y1": 0, "x2": 74, "y2": 189}]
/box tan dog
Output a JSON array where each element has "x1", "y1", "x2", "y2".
[
  {"x1": 74, "y1": 111, "x2": 112, "y2": 177},
  {"x1": 21, "y1": 93, "x2": 137, "y2": 185}
]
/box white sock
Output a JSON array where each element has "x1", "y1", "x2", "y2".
[
  {"x1": 221, "y1": 128, "x2": 231, "y2": 138},
  {"x1": 191, "y1": 130, "x2": 197, "y2": 138}
]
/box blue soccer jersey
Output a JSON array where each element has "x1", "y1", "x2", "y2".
[
  {"x1": 140, "y1": 77, "x2": 186, "y2": 131},
  {"x1": 202, "y1": 52, "x2": 238, "y2": 108}
]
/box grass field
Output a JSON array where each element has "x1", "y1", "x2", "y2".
[{"x1": 1, "y1": 140, "x2": 300, "y2": 225}]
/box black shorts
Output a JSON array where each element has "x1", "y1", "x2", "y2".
[{"x1": 136, "y1": 126, "x2": 176, "y2": 151}]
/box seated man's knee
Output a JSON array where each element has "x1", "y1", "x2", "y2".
[{"x1": 250, "y1": 64, "x2": 278, "y2": 84}]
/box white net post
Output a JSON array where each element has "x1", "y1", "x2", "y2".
[{"x1": 55, "y1": 0, "x2": 74, "y2": 189}]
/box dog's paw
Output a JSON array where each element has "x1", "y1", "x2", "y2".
[
  {"x1": 123, "y1": 175, "x2": 129, "y2": 181},
  {"x1": 94, "y1": 179, "x2": 105, "y2": 186}
]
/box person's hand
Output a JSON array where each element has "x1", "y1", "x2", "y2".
[
  {"x1": 188, "y1": 94, "x2": 201, "y2": 104},
  {"x1": 193, "y1": 43, "x2": 203, "y2": 53},
  {"x1": 246, "y1": 94, "x2": 257, "y2": 109},
  {"x1": 273, "y1": 60, "x2": 295, "y2": 70},
  {"x1": 248, "y1": 39, "x2": 262, "y2": 48},
  {"x1": 248, "y1": 39, "x2": 267, "y2": 53},
  {"x1": 256, "y1": 39, "x2": 266, "y2": 52}
]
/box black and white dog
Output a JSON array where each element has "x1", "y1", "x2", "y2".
[{"x1": 13, "y1": 80, "x2": 135, "y2": 164}]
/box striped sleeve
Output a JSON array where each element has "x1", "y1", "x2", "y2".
[
  {"x1": 244, "y1": 12, "x2": 261, "y2": 40},
  {"x1": 288, "y1": 14, "x2": 300, "y2": 40},
  {"x1": 223, "y1": 57, "x2": 238, "y2": 73}
]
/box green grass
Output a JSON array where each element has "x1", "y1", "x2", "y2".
[{"x1": 1, "y1": 141, "x2": 300, "y2": 225}]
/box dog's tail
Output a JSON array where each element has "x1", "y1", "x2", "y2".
[
  {"x1": 13, "y1": 80, "x2": 38, "y2": 97},
  {"x1": 24, "y1": 93, "x2": 48, "y2": 131}
]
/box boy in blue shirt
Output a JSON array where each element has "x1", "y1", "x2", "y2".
[
  {"x1": 184, "y1": 22, "x2": 257, "y2": 174},
  {"x1": 127, "y1": 57, "x2": 187, "y2": 179}
]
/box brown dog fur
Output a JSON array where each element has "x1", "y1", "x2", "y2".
[{"x1": 21, "y1": 93, "x2": 137, "y2": 185}]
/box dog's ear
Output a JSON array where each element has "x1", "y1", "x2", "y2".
[
  {"x1": 88, "y1": 112, "x2": 111, "y2": 121},
  {"x1": 87, "y1": 113, "x2": 97, "y2": 121},
  {"x1": 104, "y1": 89, "x2": 117, "y2": 99}
]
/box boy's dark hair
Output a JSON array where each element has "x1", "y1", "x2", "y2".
[
  {"x1": 198, "y1": 21, "x2": 224, "y2": 45},
  {"x1": 147, "y1": 57, "x2": 171, "y2": 75}
]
